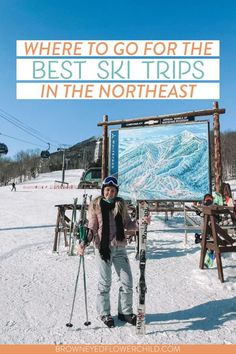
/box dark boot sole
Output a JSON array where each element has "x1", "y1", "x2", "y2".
[{"x1": 118, "y1": 313, "x2": 136, "y2": 326}]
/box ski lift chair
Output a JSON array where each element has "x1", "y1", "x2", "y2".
[
  {"x1": 0, "y1": 143, "x2": 8, "y2": 155},
  {"x1": 40, "y1": 150, "x2": 50, "y2": 158},
  {"x1": 40, "y1": 143, "x2": 51, "y2": 159}
]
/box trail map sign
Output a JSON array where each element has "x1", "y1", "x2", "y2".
[{"x1": 110, "y1": 121, "x2": 211, "y2": 201}]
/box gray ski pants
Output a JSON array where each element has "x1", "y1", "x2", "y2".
[{"x1": 96, "y1": 246, "x2": 133, "y2": 316}]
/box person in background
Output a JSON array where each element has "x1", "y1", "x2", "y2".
[
  {"x1": 11, "y1": 182, "x2": 16, "y2": 192},
  {"x1": 213, "y1": 182, "x2": 234, "y2": 207},
  {"x1": 211, "y1": 182, "x2": 235, "y2": 226},
  {"x1": 213, "y1": 190, "x2": 224, "y2": 206},
  {"x1": 78, "y1": 176, "x2": 150, "y2": 328},
  {"x1": 222, "y1": 183, "x2": 234, "y2": 206},
  {"x1": 203, "y1": 193, "x2": 214, "y2": 206}
]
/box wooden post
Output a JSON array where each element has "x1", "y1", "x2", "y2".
[
  {"x1": 53, "y1": 206, "x2": 69, "y2": 252},
  {"x1": 210, "y1": 214, "x2": 224, "y2": 282},
  {"x1": 199, "y1": 213, "x2": 209, "y2": 269},
  {"x1": 213, "y1": 101, "x2": 222, "y2": 192},
  {"x1": 183, "y1": 203, "x2": 188, "y2": 245},
  {"x1": 102, "y1": 114, "x2": 108, "y2": 180},
  {"x1": 53, "y1": 207, "x2": 61, "y2": 252}
]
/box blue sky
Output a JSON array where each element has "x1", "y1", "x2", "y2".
[{"x1": 0, "y1": 0, "x2": 236, "y2": 157}]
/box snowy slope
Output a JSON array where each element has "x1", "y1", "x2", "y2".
[{"x1": 0, "y1": 171, "x2": 236, "y2": 344}]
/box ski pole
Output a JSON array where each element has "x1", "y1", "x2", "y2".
[
  {"x1": 68, "y1": 198, "x2": 78, "y2": 255},
  {"x1": 57, "y1": 230, "x2": 61, "y2": 254},
  {"x1": 82, "y1": 255, "x2": 91, "y2": 326},
  {"x1": 66, "y1": 255, "x2": 82, "y2": 327},
  {"x1": 79, "y1": 223, "x2": 91, "y2": 326}
]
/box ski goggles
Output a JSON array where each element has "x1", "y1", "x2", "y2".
[{"x1": 102, "y1": 176, "x2": 119, "y2": 187}]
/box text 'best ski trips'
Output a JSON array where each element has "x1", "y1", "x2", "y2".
[{"x1": 16, "y1": 40, "x2": 220, "y2": 100}]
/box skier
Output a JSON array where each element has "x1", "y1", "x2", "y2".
[
  {"x1": 78, "y1": 176, "x2": 150, "y2": 328},
  {"x1": 221, "y1": 182, "x2": 236, "y2": 223},
  {"x1": 203, "y1": 193, "x2": 214, "y2": 206},
  {"x1": 213, "y1": 182, "x2": 233, "y2": 206},
  {"x1": 213, "y1": 182, "x2": 235, "y2": 220},
  {"x1": 11, "y1": 182, "x2": 16, "y2": 192},
  {"x1": 222, "y1": 182, "x2": 234, "y2": 207}
]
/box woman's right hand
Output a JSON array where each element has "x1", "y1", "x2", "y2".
[{"x1": 77, "y1": 243, "x2": 85, "y2": 256}]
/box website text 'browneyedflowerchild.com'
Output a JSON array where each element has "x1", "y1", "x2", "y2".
[{"x1": 55, "y1": 344, "x2": 181, "y2": 352}]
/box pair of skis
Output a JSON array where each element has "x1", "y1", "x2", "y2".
[{"x1": 136, "y1": 200, "x2": 149, "y2": 335}]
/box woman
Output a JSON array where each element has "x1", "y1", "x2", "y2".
[
  {"x1": 222, "y1": 183, "x2": 234, "y2": 207},
  {"x1": 78, "y1": 176, "x2": 150, "y2": 328}
]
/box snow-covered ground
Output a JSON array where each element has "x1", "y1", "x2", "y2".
[{"x1": 0, "y1": 170, "x2": 236, "y2": 344}]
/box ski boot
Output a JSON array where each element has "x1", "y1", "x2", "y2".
[
  {"x1": 101, "y1": 314, "x2": 115, "y2": 328},
  {"x1": 118, "y1": 313, "x2": 137, "y2": 326}
]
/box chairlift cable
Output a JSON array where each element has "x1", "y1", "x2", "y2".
[
  {"x1": 0, "y1": 108, "x2": 50, "y2": 138},
  {"x1": 0, "y1": 109, "x2": 63, "y2": 147},
  {"x1": 0, "y1": 132, "x2": 45, "y2": 148},
  {"x1": 0, "y1": 112, "x2": 51, "y2": 145},
  {"x1": 0, "y1": 108, "x2": 61, "y2": 145}
]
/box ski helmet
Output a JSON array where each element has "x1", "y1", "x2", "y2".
[
  {"x1": 203, "y1": 193, "x2": 213, "y2": 206},
  {"x1": 101, "y1": 176, "x2": 119, "y2": 196}
]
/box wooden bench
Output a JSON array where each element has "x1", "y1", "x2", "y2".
[
  {"x1": 53, "y1": 203, "x2": 87, "y2": 252},
  {"x1": 199, "y1": 205, "x2": 236, "y2": 282}
]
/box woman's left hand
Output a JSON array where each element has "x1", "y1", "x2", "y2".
[{"x1": 141, "y1": 215, "x2": 151, "y2": 224}]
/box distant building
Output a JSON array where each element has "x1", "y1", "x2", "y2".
[{"x1": 43, "y1": 136, "x2": 102, "y2": 172}]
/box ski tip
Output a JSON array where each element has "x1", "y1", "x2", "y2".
[
  {"x1": 66, "y1": 323, "x2": 73, "y2": 328},
  {"x1": 84, "y1": 321, "x2": 91, "y2": 326}
]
